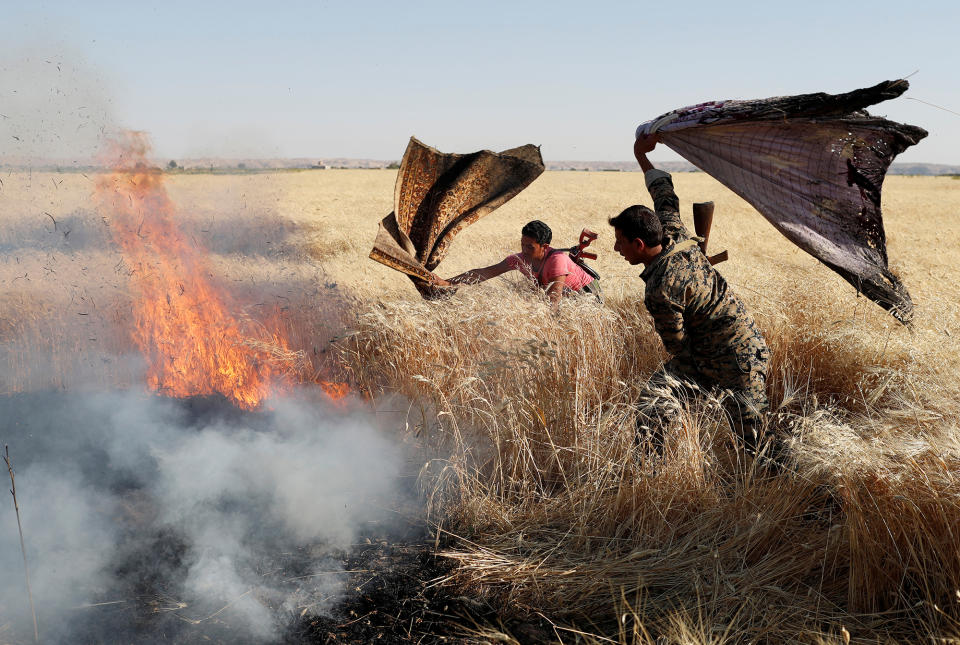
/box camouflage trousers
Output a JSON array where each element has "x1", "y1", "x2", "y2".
[{"x1": 636, "y1": 343, "x2": 771, "y2": 455}]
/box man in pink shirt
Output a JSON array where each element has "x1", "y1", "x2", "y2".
[{"x1": 436, "y1": 220, "x2": 599, "y2": 302}]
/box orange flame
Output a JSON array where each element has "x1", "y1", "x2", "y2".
[
  {"x1": 95, "y1": 132, "x2": 281, "y2": 409},
  {"x1": 320, "y1": 381, "x2": 350, "y2": 402}
]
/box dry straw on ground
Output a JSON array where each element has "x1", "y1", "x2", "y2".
[
  {"x1": 2, "y1": 168, "x2": 960, "y2": 642},
  {"x1": 335, "y1": 171, "x2": 960, "y2": 643}
]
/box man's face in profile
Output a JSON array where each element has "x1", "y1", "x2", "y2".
[
  {"x1": 613, "y1": 228, "x2": 646, "y2": 266},
  {"x1": 520, "y1": 235, "x2": 548, "y2": 262}
]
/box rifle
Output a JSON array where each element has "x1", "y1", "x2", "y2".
[
  {"x1": 692, "y1": 201, "x2": 728, "y2": 265},
  {"x1": 555, "y1": 228, "x2": 601, "y2": 280}
]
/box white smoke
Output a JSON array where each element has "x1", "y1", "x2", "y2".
[
  {"x1": 0, "y1": 389, "x2": 408, "y2": 643},
  {"x1": 0, "y1": 44, "x2": 396, "y2": 642}
]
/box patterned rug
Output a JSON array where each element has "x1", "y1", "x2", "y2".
[
  {"x1": 370, "y1": 137, "x2": 544, "y2": 298},
  {"x1": 637, "y1": 79, "x2": 927, "y2": 323}
]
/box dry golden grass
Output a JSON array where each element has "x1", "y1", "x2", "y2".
[
  {"x1": 339, "y1": 282, "x2": 960, "y2": 642},
  {"x1": 331, "y1": 170, "x2": 960, "y2": 643},
  {"x1": 3, "y1": 168, "x2": 960, "y2": 642}
]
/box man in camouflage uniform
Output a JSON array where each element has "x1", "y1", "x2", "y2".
[{"x1": 610, "y1": 135, "x2": 771, "y2": 454}]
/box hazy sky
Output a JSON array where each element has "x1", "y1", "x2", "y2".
[{"x1": 1, "y1": 0, "x2": 957, "y2": 163}]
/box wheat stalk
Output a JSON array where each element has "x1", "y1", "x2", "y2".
[
  {"x1": 337, "y1": 281, "x2": 960, "y2": 642},
  {"x1": 5, "y1": 445, "x2": 38, "y2": 643}
]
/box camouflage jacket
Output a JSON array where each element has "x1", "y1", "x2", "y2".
[{"x1": 640, "y1": 170, "x2": 768, "y2": 388}]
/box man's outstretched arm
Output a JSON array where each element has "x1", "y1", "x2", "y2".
[
  {"x1": 634, "y1": 134, "x2": 657, "y2": 173},
  {"x1": 635, "y1": 135, "x2": 689, "y2": 242},
  {"x1": 446, "y1": 259, "x2": 512, "y2": 285}
]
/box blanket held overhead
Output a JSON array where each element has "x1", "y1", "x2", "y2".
[
  {"x1": 370, "y1": 137, "x2": 544, "y2": 298},
  {"x1": 637, "y1": 79, "x2": 927, "y2": 323}
]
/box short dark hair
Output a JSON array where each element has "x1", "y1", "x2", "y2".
[
  {"x1": 608, "y1": 206, "x2": 662, "y2": 246},
  {"x1": 521, "y1": 220, "x2": 552, "y2": 245}
]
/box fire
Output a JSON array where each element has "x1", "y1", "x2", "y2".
[
  {"x1": 320, "y1": 381, "x2": 350, "y2": 402},
  {"x1": 95, "y1": 132, "x2": 282, "y2": 409}
]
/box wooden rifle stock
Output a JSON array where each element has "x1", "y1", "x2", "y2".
[
  {"x1": 692, "y1": 202, "x2": 714, "y2": 254},
  {"x1": 692, "y1": 201, "x2": 727, "y2": 265},
  {"x1": 708, "y1": 250, "x2": 728, "y2": 265}
]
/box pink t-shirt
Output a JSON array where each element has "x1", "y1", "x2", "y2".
[{"x1": 505, "y1": 247, "x2": 593, "y2": 291}]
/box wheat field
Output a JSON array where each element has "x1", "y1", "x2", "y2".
[{"x1": 3, "y1": 168, "x2": 960, "y2": 643}]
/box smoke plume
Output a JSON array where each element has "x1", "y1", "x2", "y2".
[{"x1": 0, "y1": 389, "x2": 408, "y2": 643}]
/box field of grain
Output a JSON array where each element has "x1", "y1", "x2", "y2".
[{"x1": 2, "y1": 167, "x2": 960, "y2": 643}]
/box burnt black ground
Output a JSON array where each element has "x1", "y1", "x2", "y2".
[
  {"x1": 0, "y1": 391, "x2": 556, "y2": 644},
  {"x1": 288, "y1": 526, "x2": 474, "y2": 644},
  {"x1": 286, "y1": 528, "x2": 556, "y2": 645}
]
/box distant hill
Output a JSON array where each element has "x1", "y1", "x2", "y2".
[
  {"x1": 2, "y1": 157, "x2": 957, "y2": 176},
  {"x1": 171, "y1": 157, "x2": 392, "y2": 170},
  {"x1": 545, "y1": 160, "x2": 694, "y2": 172},
  {"x1": 543, "y1": 160, "x2": 960, "y2": 175},
  {"x1": 886, "y1": 163, "x2": 960, "y2": 176},
  {"x1": 0, "y1": 156, "x2": 394, "y2": 172}
]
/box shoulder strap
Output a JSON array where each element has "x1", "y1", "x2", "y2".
[
  {"x1": 536, "y1": 249, "x2": 564, "y2": 284},
  {"x1": 659, "y1": 238, "x2": 699, "y2": 262}
]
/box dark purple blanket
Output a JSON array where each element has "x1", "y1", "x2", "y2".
[{"x1": 637, "y1": 80, "x2": 927, "y2": 323}]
